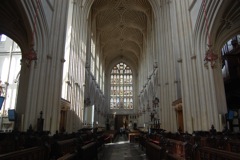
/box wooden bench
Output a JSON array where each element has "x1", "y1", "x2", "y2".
[
  {"x1": 197, "y1": 147, "x2": 240, "y2": 160},
  {"x1": 51, "y1": 138, "x2": 77, "y2": 159},
  {"x1": 57, "y1": 152, "x2": 78, "y2": 160},
  {"x1": 128, "y1": 131, "x2": 140, "y2": 142},
  {"x1": 0, "y1": 146, "x2": 49, "y2": 160},
  {"x1": 78, "y1": 141, "x2": 97, "y2": 160},
  {"x1": 201, "y1": 136, "x2": 240, "y2": 153},
  {"x1": 165, "y1": 139, "x2": 192, "y2": 160},
  {"x1": 228, "y1": 140, "x2": 240, "y2": 153},
  {"x1": 139, "y1": 133, "x2": 147, "y2": 150},
  {"x1": 57, "y1": 138, "x2": 77, "y2": 155},
  {"x1": 104, "y1": 130, "x2": 117, "y2": 142},
  {"x1": 146, "y1": 140, "x2": 165, "y2": 160}
]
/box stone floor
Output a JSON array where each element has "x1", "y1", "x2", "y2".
[{"x1": 98, "y1": 134, "x2": 148, "y2": 160}]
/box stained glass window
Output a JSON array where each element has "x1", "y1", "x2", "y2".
[{"x1": 110, "y1": 62, "x2": 133, "y2": 109}]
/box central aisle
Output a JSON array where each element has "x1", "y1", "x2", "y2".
[{"x1": 99, "y1": 134, "x2": 148, "y2": 160}]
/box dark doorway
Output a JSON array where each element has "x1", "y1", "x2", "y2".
[{"x1": 115, "y1": 115, "x2": 128, "y2": 133}]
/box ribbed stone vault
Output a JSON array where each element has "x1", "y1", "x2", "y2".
[{"x1": 91, "y1": 0, "x2": 152, "y2": 68}]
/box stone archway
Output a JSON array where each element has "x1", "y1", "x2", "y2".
[
  {"x1": 211, "y1": 1, "x2": 240, "y2": 131},
  {"x1": 191, "y1": 0, "x2": 240, "y2": 131},
  {"x1": 0, "y1": 0, "x2": 33, "y2": 130}
]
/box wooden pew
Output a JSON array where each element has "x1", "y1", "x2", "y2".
[
  {"x1": 50, "y1": 138, "x2": 77, "y2": 159},
  {"x1": 57, "y1": 138, "x2": 77, "y2": 155},
  {"x1": 142, "y1": 126, "x2": 240, "y2": 160},
  {"x1": 128, "y1": 131, "x2": 140, "y2": 142},
  {"x1": 57, "y1": 153, "x2": 78, "y2": 160},
  {"x1": 0, "y1": 146, "x2": 49, "y2": 160},
  {"x1": 77, "y1": 141, "x2": 97, "y2": 160},
  {"x1": 145, "y1": 140, "x2": 165, "y2": 160},
  {"x1": 228, "y1": 140, "x2": 240, "y2": 153},
  {"x1": 201, "y1": 135, "x2": 240, "y2": 153},
  {"x1": 197, "y1": 147, "x2": 240, "y2": 160},
  {"x1": 139, "y1": 132, "x2": 147, "y2": 150},
  {"x1": 103, "y1": 130, "x2": 117, "y2": 143},
  {"x1": 165, "y1": 139, "x2": 192, "y2": 160}
]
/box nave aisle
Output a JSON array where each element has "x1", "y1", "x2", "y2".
[{"x1": 98, "y1": 134, "x2": 148, "y2": 160}]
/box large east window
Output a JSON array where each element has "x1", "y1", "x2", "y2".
[{"x1": 110, "y1": 62, "x2": 133, "y2": 109}]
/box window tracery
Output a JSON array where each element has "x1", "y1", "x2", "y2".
[{"x1": 110, "y1": 62, "x2": 133, "y2": 109}]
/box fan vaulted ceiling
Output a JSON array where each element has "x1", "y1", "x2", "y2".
[{"x1": 91, "y1": 0, "x2": 152, "y2": 69}]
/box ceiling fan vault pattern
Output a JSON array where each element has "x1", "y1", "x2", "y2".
[{"x1": 91, "y1": 0, "x2": 152, "y2": 68}]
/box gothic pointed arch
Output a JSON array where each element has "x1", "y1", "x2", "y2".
[{"x1": 0, "y1": 0, "x2": 32, "y2": 53}]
